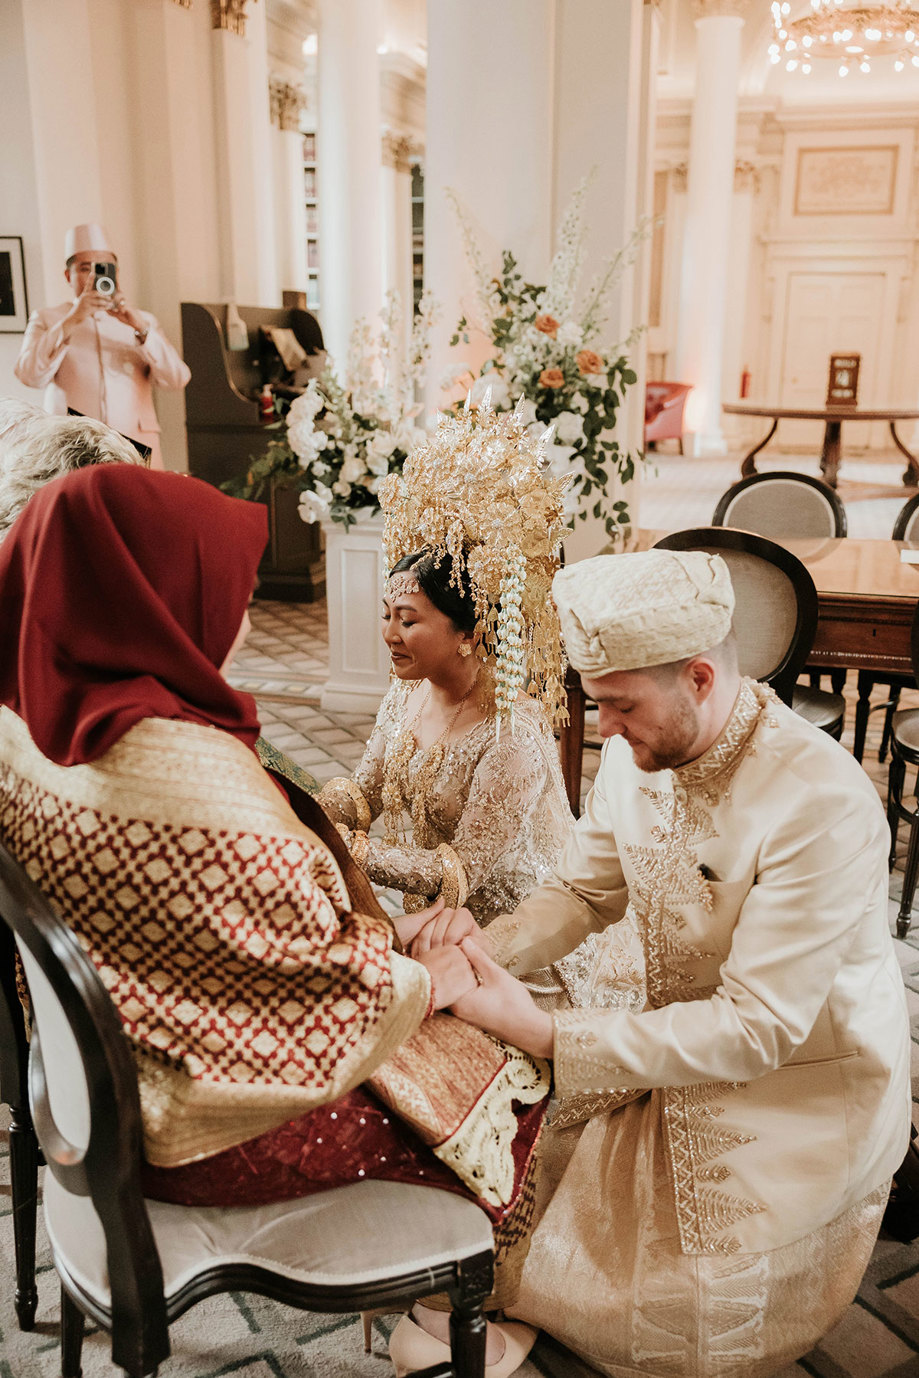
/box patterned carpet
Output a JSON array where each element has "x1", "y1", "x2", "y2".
[{"x1": 3, "y1": 446, "x2": 919, "y2": 1376}]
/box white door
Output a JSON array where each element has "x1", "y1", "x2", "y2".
[{"x1": 779, "y1": 272, "x2": 885, "y2": 450}]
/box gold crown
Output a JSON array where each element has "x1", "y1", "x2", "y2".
[{"x1": 379, "y1": 395, "x2": 569, "y2": 726}]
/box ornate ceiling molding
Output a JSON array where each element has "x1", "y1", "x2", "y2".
[
  {"x1": 269, "y1": 77, "x2": 306, "y2": 132},
  {"x1": 169, "y1": 0, "x2": 192, "y2": 9},
  {"x1": 210, "y1": 0, "x2": 257, "y2": 36}
]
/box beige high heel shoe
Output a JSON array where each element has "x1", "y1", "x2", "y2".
[
  {"x1": 388, "y1": 1311, "x2": 538, "y2": 1377},
  {"x1": 360, "y1": 1305, "x2": 410, "y2": 1354}
]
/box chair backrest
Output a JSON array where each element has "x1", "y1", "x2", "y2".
[
  {"x1": 713, "y1": 471, "x2": 847, "y2": 539},
  {"x1": 0, "y1": 839, "x2": 169, "y2": 1374},
  {"x1": 893, "y1": 493, "x2": 919, "y2": 542},
  {"x1": 653, "y1": 527, "x2": 819, "y2": 706}
]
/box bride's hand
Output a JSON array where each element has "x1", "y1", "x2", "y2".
[
  {"x1": 392, "y1": 897, "x2": 445, "y2": 948},
  {"x1": 415, "y1": 944, "x2": 479, "y2": 1009},
  {"x1": 410, "y1": 907, "x2": 493, "y2": 959}
]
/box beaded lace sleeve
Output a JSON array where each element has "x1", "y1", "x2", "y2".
[
  {"x1": 363, "y1": 722, "x2": 553, "y2": 903},
  {"x1": 317, "y1": 685, "x2": 404, "y2": 827}
]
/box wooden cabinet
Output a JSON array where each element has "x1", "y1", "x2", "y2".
[{"x1": 181, "y1": 301, "x2": 325, "y2": 602}]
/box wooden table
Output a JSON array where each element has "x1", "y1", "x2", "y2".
[
  {"x1": 722, "y1": 402, "x2": 919, "y2": 489},
  {"x1": 557, "y1": 534, "x2": 919, "y2": 813}
]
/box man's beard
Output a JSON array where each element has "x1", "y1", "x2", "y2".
[{"x1": 631, "y1": 695, "x2": 701, "y2": 773}]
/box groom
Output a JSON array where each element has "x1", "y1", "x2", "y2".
[{"x1": 409, "y1": 547, "x2": 911, "y2": 1375}]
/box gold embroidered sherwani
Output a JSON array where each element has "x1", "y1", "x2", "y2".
[{"x1": 487, "y1": 680, "x2": 912, "y2": 1376}]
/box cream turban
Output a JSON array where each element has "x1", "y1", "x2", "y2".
[{"x1": 553, "y1": 549, "x2": 734, "y2": 676}]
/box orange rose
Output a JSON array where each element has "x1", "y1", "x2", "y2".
[
  {"x1": 576, "y1": 348, "x2": 604, "y2": 376},
  {"x1": 539, "y1": 368, "x2": 565, "y2": 389},
  {"x1": 534, "y1": 314, "x2": 559, "y2": 338}
]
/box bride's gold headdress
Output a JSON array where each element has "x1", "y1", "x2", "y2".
[{"x1": 379, "y1": 394, "x2": 569, "y2": 727}]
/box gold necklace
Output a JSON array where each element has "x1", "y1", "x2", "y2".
[{"x1": 382, "y1": 679, "x2": 477, "y2": 853}]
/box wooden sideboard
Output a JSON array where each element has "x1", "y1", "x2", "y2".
[{"x1": 181, "y1": 301, "x2": 325, "y2": 601}]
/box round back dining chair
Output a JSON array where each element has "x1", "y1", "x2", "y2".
[
  {"x1": 852, "y1": 491, "x2": 919, "y2": 765},
  {"x1": 713, "y1": 471, "x2": 847, "y2": 539},
  {"x1": 892, "y1": 492, "x2": 919, "y2": 542},
  {"x1": 0, "y1": 838, "x2": 495, "y2": 1378},
  {"x1": 654, "y1": 528, "x2": 845, "y2": 739},
  {"x1": 654, "y1": 528, "x2": 816, "y2": 705}
]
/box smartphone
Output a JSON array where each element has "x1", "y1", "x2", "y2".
[{"x1": 92, "y1": 261, "x2": 118, "y2": 297}]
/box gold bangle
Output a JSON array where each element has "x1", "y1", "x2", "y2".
[
  {"x1": 349, "y1": 830, "x2": 371, "y2": 869},
  {"x1": 436, "y1": 843, "x2": 469, "y2": 910},
  {"x1": 317, "y1": 777, "x2": 371, "y2": 832}
]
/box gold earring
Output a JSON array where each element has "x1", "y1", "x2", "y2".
[{"x1": 458, "y1": 643, "x2": 472, "y2": 658}]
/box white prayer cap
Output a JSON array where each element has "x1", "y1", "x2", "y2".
[
  {"x1": 553, "y1": 549, "x2": 734, "y2": 676},
  {"x1": 64, "y1": 224, "x2": 114, "y2": 262}
]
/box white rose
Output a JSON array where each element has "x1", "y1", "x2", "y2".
[
  {"x1": 557, "y1": 321, "x2": 583, "y2": 348},
  {"x1": 570, "y1": 392, "x2": 590, "y2": 415},
  {"x1": 554, "y1": 410, "x2": 585, "y2": 446},
  {"x1": 288, "y1": 384, "x2": 324, "y2": 423},
  {"x1": 298, "y1": 489, "x2": 331, "y2": 524},
  {"x1": 341, "y1": 455, "x2": 367, "y2": 485},
  {"x1": 333, "y1": 479, "x2": 352, "y2": 498}
]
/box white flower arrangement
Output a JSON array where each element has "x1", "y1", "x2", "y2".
[
  {"x1": 446, "y1": 178, "x2": 649, "y2": 538},
  {"x1": 226, "y1": 291, "x2": 439, "y2": 529}
]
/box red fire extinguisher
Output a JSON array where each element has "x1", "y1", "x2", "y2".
[
  {"x1": 740, "y1": 367, "x2": 751, "y2": 399},
  {"x1": 259, "y1": 383, "x2": 275, "y2": 421}
]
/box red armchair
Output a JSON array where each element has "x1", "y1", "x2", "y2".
[{"x1": 644, "y1": 382, "x2": 692, "y2": 454}]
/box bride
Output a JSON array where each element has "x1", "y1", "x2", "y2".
[{"x1": 318, "y1": 400, "x2": 574, "y2": 926}]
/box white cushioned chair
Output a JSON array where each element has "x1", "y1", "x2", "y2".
[
  {"x1": 654, "y1": 528, "x2": 844, "y2": 740},
  {"x1": 0, "y1": 838, "x2": 494, "y2": 1378}
]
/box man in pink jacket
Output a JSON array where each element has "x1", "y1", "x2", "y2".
[{"x1": 14, "y1": 224, "x2": 190, "y2": 471}]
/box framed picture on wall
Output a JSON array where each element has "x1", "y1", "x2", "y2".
[{"x1": 0, "y1": 237, "x2": 28, "y2": 332}]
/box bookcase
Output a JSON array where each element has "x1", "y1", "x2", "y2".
[{"x1": 303, "y1": 131, "x2": 320, "y2": 310}]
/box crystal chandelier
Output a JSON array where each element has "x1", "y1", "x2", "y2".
[{"x1": 769, "y1": 0, "x2": 919, "y2": 75}]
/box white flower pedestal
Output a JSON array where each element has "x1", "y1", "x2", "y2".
[{"x1": 318, "y1": 511, "x2": 391, "y2": 713}]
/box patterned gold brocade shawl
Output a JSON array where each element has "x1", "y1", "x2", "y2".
[{"x1": 0, "y1": 707, "x2": 549, "y2": 1202}]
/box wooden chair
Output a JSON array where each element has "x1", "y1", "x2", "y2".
[
  {"x1": 559, "y1": 528, "x2": 833, "y2": 815},
  {"x1": 0, "y1": 838, "x2": 494, "y2": 1378},
  {"x1": 853, "y1": 493, "x2": 919, "y2": 764},
  {"x1": 885, "y1": 602, "x2": 919, "y2": 939},
  {"x1": 712, "y1": 470, "x2": 848, "y2": 540},
  {"x1": 654, "y1": 529, "x2": 822, "y2": 707},
  {"x1": 0, "y1": 922, "x2": 40, "y2": 1331},
  {"x1": 711, "y1": 473, "x2": 849, "y2": 722}
]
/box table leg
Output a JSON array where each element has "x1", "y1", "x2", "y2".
[
  {"x1": 559, "y1": 681, "x2": 585, "y2": 818},
  {"x1": 740, "y1": 419, "x2": 779, "y2": 479},
  {"x1": 890, "y1": 422, "x2": 919, "y2": 488},
  {"x1": 819, "y1": 420, "x2": 842, "y2": 488}
]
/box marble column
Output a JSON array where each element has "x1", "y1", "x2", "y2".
[
  {"x1": 211, "y1": 0, "x2": 278, "y2": 304},
  {"x1": 380, "y1": 132, "x2": 416, "y2": 349},
  {"x1": 316, "y1": 0, "x2": 383, "y2": 368},
  {"x1": 271, "y1": 79, "x2": 308, "y2": 298},
  {"x1": 424, "y1": 0, "x2": 556, "y2": 409},
  {"x1": 424, "y1": 0, "x2": 655, "y2": 554},
  {"x1": 674, "y1": 0, "x2": 748, "y2": 456}
]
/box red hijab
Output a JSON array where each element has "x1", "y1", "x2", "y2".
[{"x1": 0, "y1": 465, "x2": 268, "y2": 765}]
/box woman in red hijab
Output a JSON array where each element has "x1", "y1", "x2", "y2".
[{"x1": 0, "y1": 467, "x2": 548, "y2": 1358}]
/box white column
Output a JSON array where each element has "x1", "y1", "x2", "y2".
[
  {"x1": 380, "y1": 133, "x2": 415, "y2": 346},
  {"x1": 551, "y1": 0, "x2": 654, "y2": 554},
  {"x1": 211, "y1": 0, "x2": 278, "y2": 304},
  {"x1": 424, "y1": 0, "x2": 555, "y2": 411},
  {"x1": 674, "y1": 1, "x2": 747, "y2": 456},
  {"x1": 317, "y1": 0, "x2": 383, "y2": 368},
  {"x1": 270, "y1": 80, "x2": 308, "y2": 297},
  {"x1": 424, "y1": 0, "x2": 654, "y2": 555}
]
